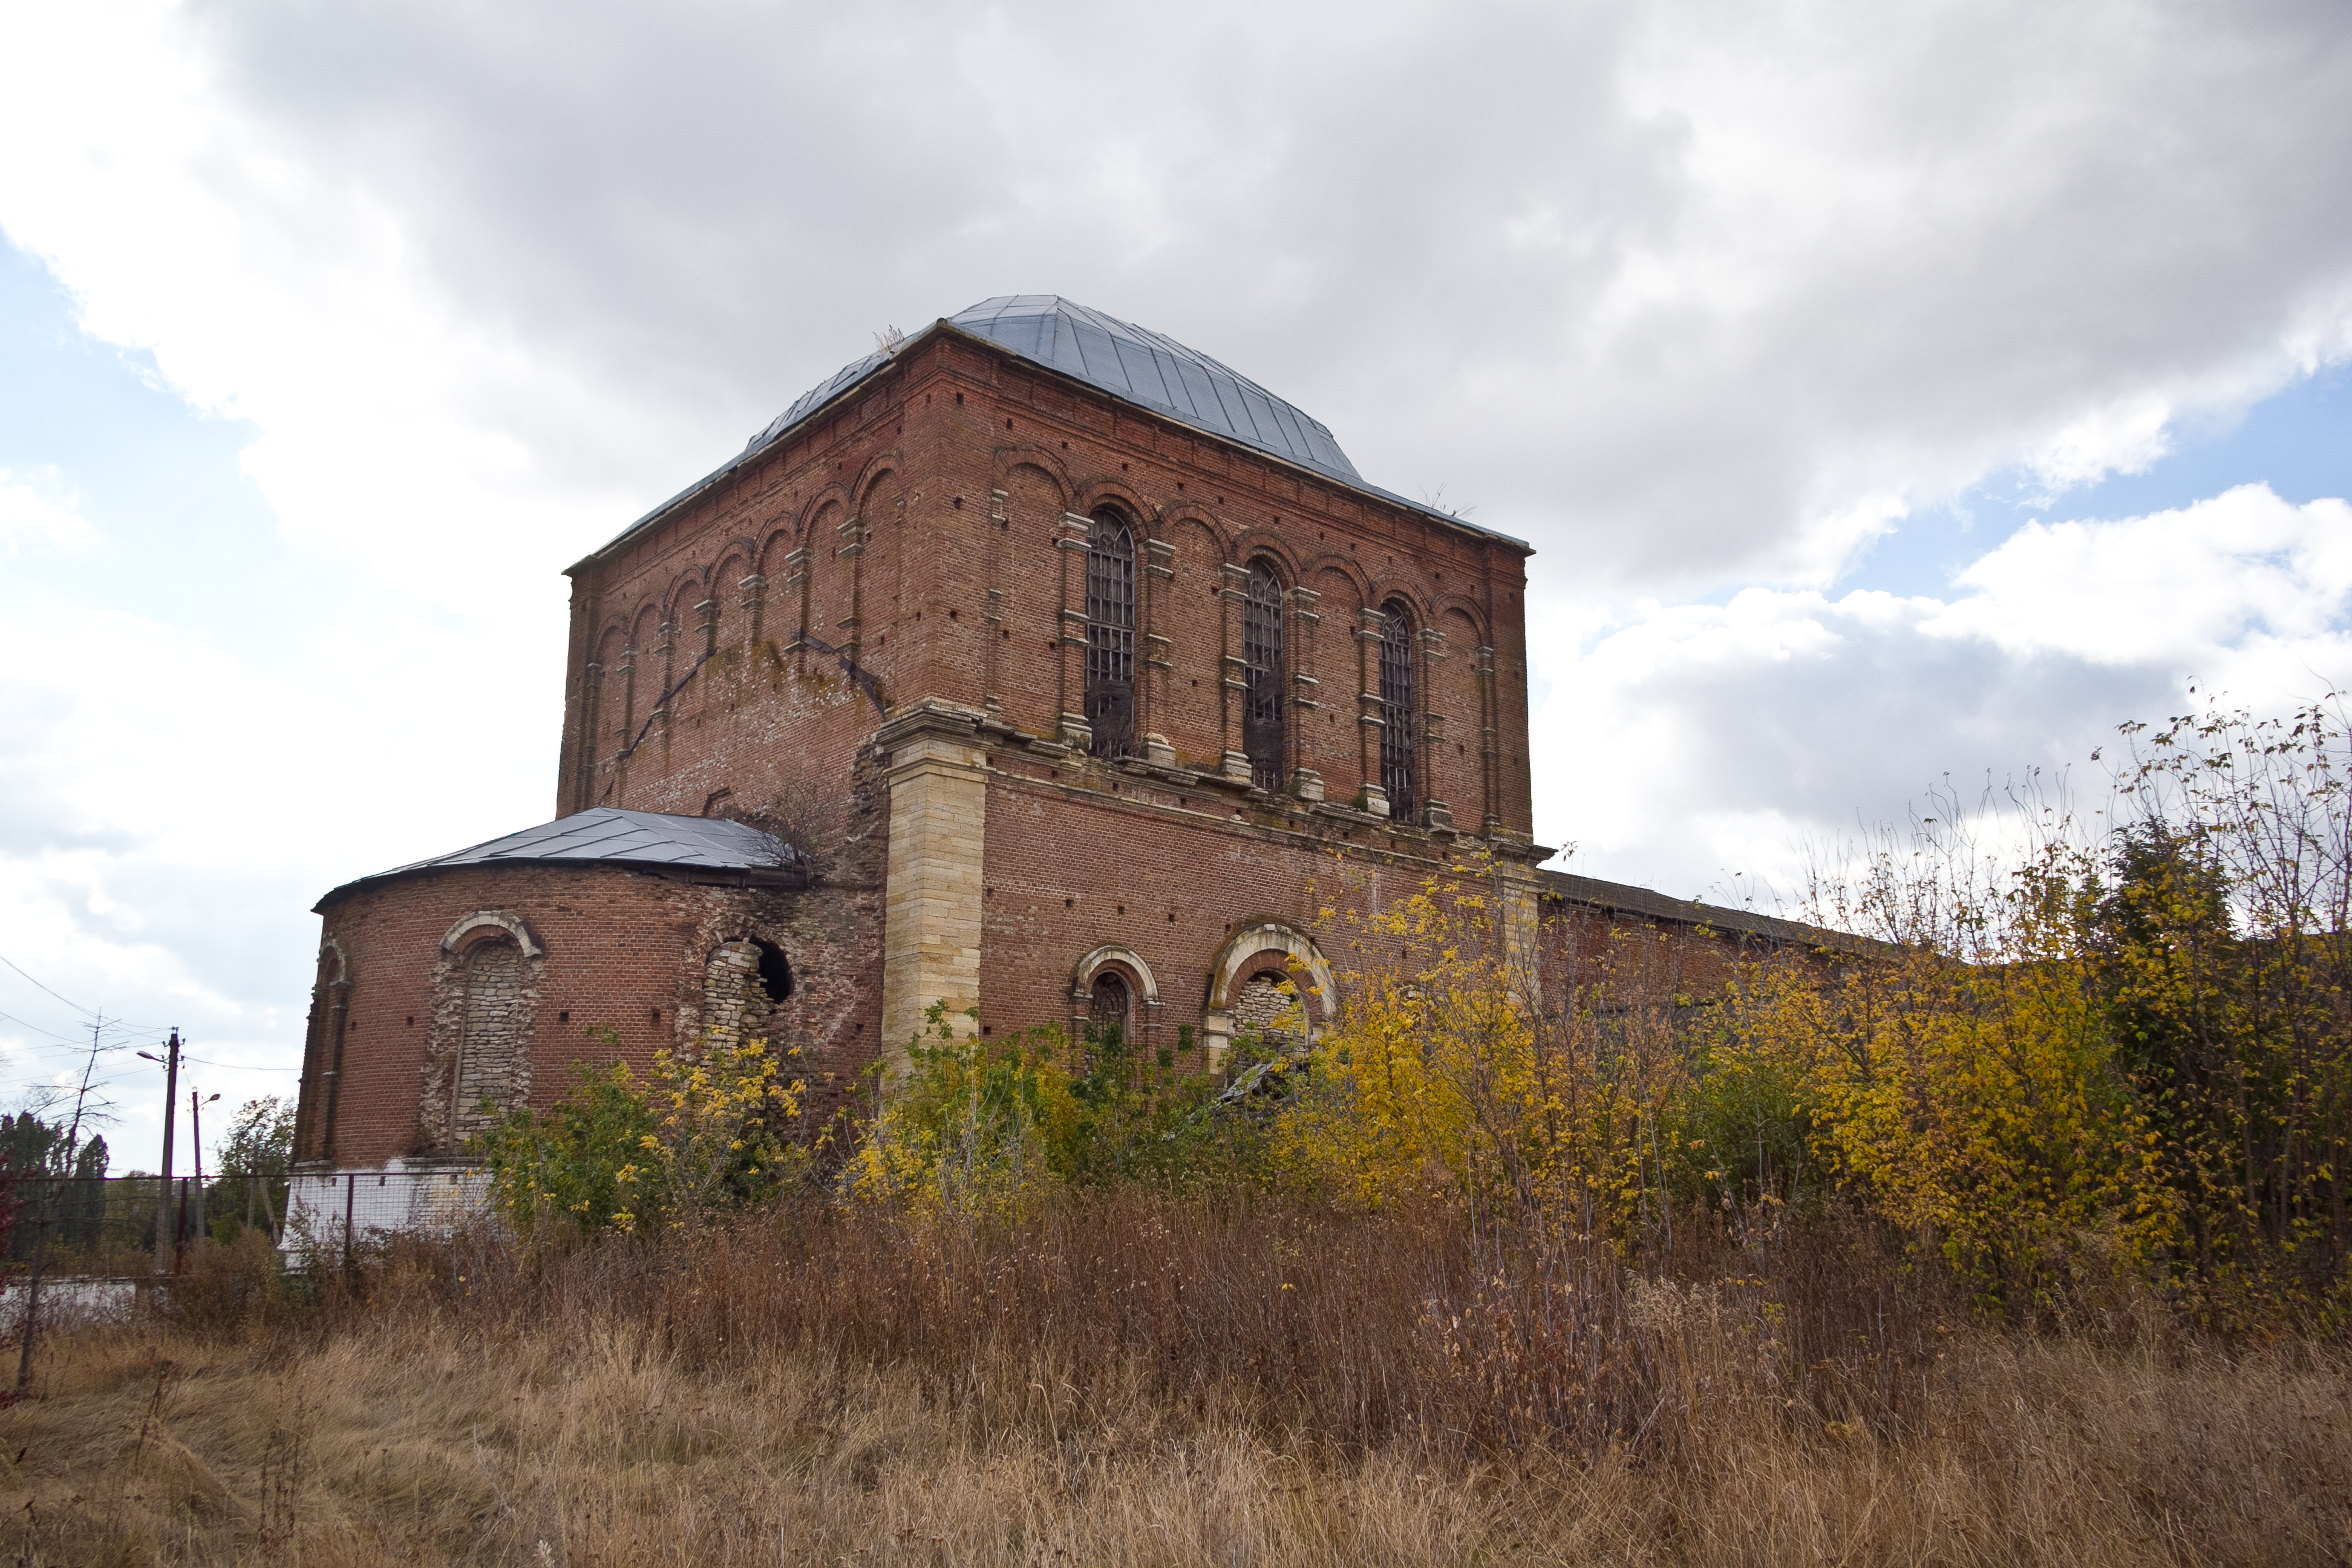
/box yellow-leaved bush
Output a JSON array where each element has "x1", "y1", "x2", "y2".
[
  {"x1": 1273, "y1": 855, "x2": 1688, "y2": 1247},
  {"x1": 483, "y1": 1027, "x2": 808, "y2": 1234}
]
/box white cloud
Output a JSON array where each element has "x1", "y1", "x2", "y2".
[
  {"x1": 0, "y1": 466, "x2": 93, "y2": 556},
  {"x1": 1928, "y1": 486, "x2": 2352, "y2": 663},
  {"x1": 8, "y1": 0, "x2": 2348, "y2": 595},
  {"x1": 1538, "y1": 486, "x2": 2352, "y2": 899},
  {"x1": 0, "y1": 0, "x2": 2349, "y2": 1145}
]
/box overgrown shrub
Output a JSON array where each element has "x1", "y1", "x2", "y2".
[{"x1": 480, "y1": 1027, "x2": 807, "y2": 1234}]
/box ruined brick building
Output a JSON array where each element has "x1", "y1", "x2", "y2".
[{"x1": 292, "y1": 296, "x2": 1806, "y2": 1178}]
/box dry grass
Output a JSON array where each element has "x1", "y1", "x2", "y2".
[{"x1": 1, "y1": 1198, "x2": 2347, "y2": 1566}]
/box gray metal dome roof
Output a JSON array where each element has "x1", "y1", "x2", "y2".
[
  {"x1": 944, "y1": 296, "x2": 1365, "y2": 483},
  {"x1": 594, "y1": 296, "x2": 1525, "y2": 560},
  {"x1": 316, "y1": 808, "x2": 802, "y2": 907},
  {"x1": 745, "y1": 296, "x2": 1363, "y2": 486}
]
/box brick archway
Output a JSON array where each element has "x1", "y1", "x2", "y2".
[{"x1": 1200, "y1": 921, "x2": 1335, "y2": 1067}]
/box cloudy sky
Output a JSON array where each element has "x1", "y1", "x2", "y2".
[{"x1": 3, "y1": 0, "x2": 2348, "y2": 1168}]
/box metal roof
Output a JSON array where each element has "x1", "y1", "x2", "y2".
[
  {"x1": 1539, "y1": 869, "x2": 1839, "y2": 948},
  {"x1": 947, "y1": 296, "x2": 1367, "y2": 485},
  {"x1": 316, "y1": 808, "x2": 802, "y2": 908},
  {"x1": 584, "y1": 296, "x2": 1527, "y2": 563}
]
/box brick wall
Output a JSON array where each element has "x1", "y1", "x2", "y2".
[
  {"x1": 308, "y1": 318, "x2": 1567, "y2": 1169},
  {"x1": 557, "y1": 330, "x2": 1535, "y2": 840},
  {"x1": 299, "y1": 862, "x2": 884, "y2": 1168}
]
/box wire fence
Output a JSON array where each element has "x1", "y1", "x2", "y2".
[{"x1": 0, "y1": 1168, "x2": 488, "y2": 1281}]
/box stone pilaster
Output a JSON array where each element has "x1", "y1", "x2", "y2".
[
  {"x1": 1355, "y1": 607, "x2": 1388, "y2": 814},
  {"x1": 878, "y1": 703, "x2": 991, "y2": 1059},
  {"x1": 1143, "y1": 535, "x2": 1175, "y2": 762},
  {"x1": 1417, "y1": 624, "x2": 1450, "y2": 832},
  {"x1": 1056, "y1": 512, "x2": 1093, "y2": 750},
  {"x1": 1288, "y1": 583, "x2": 1322, "y2": 799},
  {"x1": 1217, "y1": 562, "x2": 1253, "y2": 782}
]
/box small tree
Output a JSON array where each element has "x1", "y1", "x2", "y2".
[
  {"x1": 482, "y1": 1028, "x2": 808, "y2": 1236},
  {"x1": 208, "y1": 1097, "x2": 295, "y2": 1242}
]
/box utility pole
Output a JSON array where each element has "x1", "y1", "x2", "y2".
[
  {"x1": 140, "y1": 1029, "x2": 181, "y2": 1278},
  {"x1": 189, "y1": 1089, "x2": 219, "y2": 1244}
]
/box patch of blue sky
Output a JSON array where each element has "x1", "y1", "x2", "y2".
[
  {"x1": 0, "y1": 237, "x2": 298, "y2": 660},
  {"x1": 1845, "y1": 363, "x2": 2352, "y2": 600}
]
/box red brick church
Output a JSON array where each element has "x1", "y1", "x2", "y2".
[{"x1": 292, "y1": 296, "x2": 1800, "y2": 1180}]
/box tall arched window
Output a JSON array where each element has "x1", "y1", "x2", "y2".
[
  {"x1": 452, "y1": 936, "x2": 524, "y2": 1143},
  {"x1": 1379, "y1": 600, "x2": 1417, "y2": 821},
  {"x1": 1243, "y1": 560, "x2": 1286, "y2": 790},
  {"x1": 1085, "y1": 511, "x2": 1135, "y2": 759},
  {"x1": 1088, "y1": 970, "x2": 1131, "y2": 1048}
]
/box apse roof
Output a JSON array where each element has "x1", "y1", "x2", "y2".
[
  {"x1": 590, "y1": 296, "x2": 1527, "y2": 560},
  {"x1": 316, "y1": 808, "x2": 802, "y2": 907}
]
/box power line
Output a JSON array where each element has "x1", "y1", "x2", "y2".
[
  {"x1": 0, "y1": 1011, "x2": 94, "y2": 1045},
  {"x1": 0, "y1": 952, "x2": 99, "y2": 1019},
  {"x1": 0, "y1": 952, "x2": 172, "y2": 1035}
]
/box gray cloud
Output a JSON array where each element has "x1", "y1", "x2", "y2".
[
  {"x1": 175, "y1": 1, "x2": 2352, "y2": 586},
  {"x1": 5, "y1": 1, "x2": 2351, "y2": 1131}
]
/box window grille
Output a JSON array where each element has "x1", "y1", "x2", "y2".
[
  {"x1": 1379, "y1": 603, "x2": 1416, "y2": 820},
  {"x1": 1085, "y1": 512, "x2": 1135, "y2": 759},
  {"x1": 1088, "y1": 971, "x2": 1131, "y2": 1048},
  {"x1": 1242, "y1": 561, "x2": 1286, "y2": 790}
]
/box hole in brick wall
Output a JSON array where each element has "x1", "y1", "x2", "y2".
[
  {"x1": 981, "y1": 1025, "x2": 993, "y2": 1036},
  {"x1": 953, "y1": 497, "x2": 962, "y2": 509},
  {"x1": 1216, "y1": 497, "x2": 1223, "y2": 505},
  {"x1": 650, "y1": 1008, "x2": 661, "y2": 1026},
  {"x1": 1061, "y1": 440, "x2": 1068, "y2": 448},
  {"x1": 1006, "y1": 418, "x2": 1014, "y2": 430},
  {"x1": 949, "y1": 609, "x2": 958, "y2": 620},
  {"x1": 1116, "y1": 904, "x2": 1125, "y2": 915},
  {"x1": 1002, "y1": 628, "x2": 1011, "y2": 638},
  {"x1": 405, "y1": 1015, "x2": 414, "y2": 1026},
  {"x1": 1121, "y1": 462, "x2": 1129, "y2": 471},
  {"x1": 955, "y1": 392, "x2": 963, "y2": 404},
  {"x1": 558, "y1": 1011, "x2": 568, "y2": 1024},
  {"x1": 1167, "y1": 912, "x2": 1176, "y2": 921},
  {"x1": 1065, "y1": 897, "x2": 1075, "y2": 908},
  {"x1": 753, "y1": 939, "x2": 792, "y2": 1002}
]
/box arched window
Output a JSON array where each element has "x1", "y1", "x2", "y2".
[
  {"x1": 1084, "y1": 511, "x2": 1136, "y2": 759},
  {"x1": 1243, "y1": 560, "x2": 1286, "y2": 790},
  {"x1": 452, "y1": 936, "x2": 524, "y2": 1143},
  {"x1": 1088, "y1": 970, "x2": 1131, "y2": 1048},
  {"x1": 1379, "y1": 600, "x2": 1417, "y2": 821}
]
